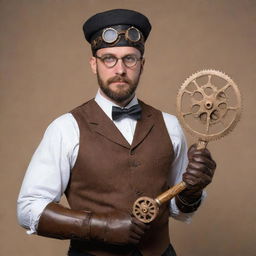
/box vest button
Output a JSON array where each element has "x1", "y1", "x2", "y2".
[
  {"x1": 130, "y1": 150, "x2": 135, "y2": 155},
  {"x1": 136, "y1": 191, "x2": 143, "y2": 196},
  {"x1": 130, "y1": 160, "x2": 141, "y2": 167}
]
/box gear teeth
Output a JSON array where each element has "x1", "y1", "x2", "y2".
[{"x1": 176, "y1": 69, "x2": 242, "y2": 142}]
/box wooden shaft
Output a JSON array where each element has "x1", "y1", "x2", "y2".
[
  {"x1": 197, "y1": 140, "x2": 208, "y2": 150},
  {"x1": 155, "y1": 181, "x2": 187, "y2": 205}
]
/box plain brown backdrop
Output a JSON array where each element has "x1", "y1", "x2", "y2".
[{"x1": 1, "y1": 0, "x2": 255, "y2": 255}]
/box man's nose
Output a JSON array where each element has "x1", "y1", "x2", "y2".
[{"x1": 114, "y1": 59, "x2": 126, "y2": 75}]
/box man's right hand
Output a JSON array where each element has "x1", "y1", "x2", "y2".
[
  {"x1": 90, "y1": 211, "x2": 149, "y2": 245},
  {"x1": 37, "y1": 203, "x2": 148, "y2": 245}
]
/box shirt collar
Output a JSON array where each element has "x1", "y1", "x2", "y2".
[{"x1": 94, "y1": 89, "x2": 139, "y2": 120}]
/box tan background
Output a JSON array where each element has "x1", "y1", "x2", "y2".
[{"x1": 1, "y1": 0, "x2": 255, "y2": 255}]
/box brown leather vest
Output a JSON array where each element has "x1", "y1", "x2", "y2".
[{"x1": 65, "y1": 99, "x2": 174, "y2": 256}]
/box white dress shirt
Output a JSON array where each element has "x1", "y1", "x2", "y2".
[{"x1": 17, "y1": 90, "x2": 198, "y2": 235}]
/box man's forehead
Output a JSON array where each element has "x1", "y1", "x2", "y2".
[{"x1": 96, "y1": 46, "x2": 141, "y2": 56}]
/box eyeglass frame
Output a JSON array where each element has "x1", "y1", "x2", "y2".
[{"x1": 95, "y1": 54, "x2": 143, "y2": 68}]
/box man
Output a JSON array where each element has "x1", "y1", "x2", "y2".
[{"x1": 17, "y1": 9, "x2": 216, "y2": 256}]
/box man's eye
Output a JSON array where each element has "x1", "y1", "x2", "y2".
[
  {"x1": 124, "y1": 55, "x2": 136, "y2": 62},
  {"x1": 103, "y1": 56, "x2": 116, "y2": 63}
]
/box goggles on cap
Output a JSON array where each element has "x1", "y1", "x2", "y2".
[
  {"x1": 102, "y1": 26, "x2": 143, "y2": 44},
  {"x1": 91, "y1": 26, "x2": 144, "y2": 50}
]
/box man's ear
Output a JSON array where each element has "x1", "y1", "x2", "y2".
[
  {"x1": 89, "y1": 56, "x2": 97, "y2": 74},
  {"x1": 140, "y1": 58, "x2": 145, "y2": 73}
]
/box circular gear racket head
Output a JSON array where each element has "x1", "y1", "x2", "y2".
[{"x1": 176, "y1": 69, "x2": 242, "y2": 142}]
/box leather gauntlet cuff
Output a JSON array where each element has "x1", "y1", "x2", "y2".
[
  {"x1": 37, "y1": 202, "x2": 92, "y2": 240},
  {"x1": 175, "y1": 192, "x2": 202, "y2": 213},
  {"x1": 89, "y1": 213, "x2": 108, "y2": 242}
]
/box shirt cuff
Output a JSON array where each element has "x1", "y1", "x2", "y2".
[
  {"x1": 23, "y1": 199, "x2": 52, "y2": 235},
  {"x1": 169, "y1": 190, "x2": 207, "y2": 223}
]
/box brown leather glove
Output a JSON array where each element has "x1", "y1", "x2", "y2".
[
  {"x1": 37, "y1": 202, "x2": 148, "y2": 245},
  {"x1": 176, "y1": 144, "x2": 216, "y2": 212},
  {"x1": 89, "y1": 211, "x2": 148, "y2": 245}
]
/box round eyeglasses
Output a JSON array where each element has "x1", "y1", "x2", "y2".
[
  {"x1": 95, "y1": 54, "x2": 143, "y2": 68},
  {"x1": 102, "y1": 26, "x2": 142, "y2": 44}
]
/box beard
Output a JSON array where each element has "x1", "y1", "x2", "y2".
[{"x1": 97, "y1": 71, "x2": 141, "y2": 104}]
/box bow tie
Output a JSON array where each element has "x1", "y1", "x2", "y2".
[{"x1": 112, "y1": 104, "x2": 142, "y2": 121}]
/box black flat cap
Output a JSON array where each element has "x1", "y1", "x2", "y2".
[{"x1": 83, "y1": 9, "x2": 151, "y2": 55}]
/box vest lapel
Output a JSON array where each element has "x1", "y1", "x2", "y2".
[
  {"x1": 83, "y1": 100, "x2": 155, "y2": 150},
  {"x1": 85, "y1": 100, "x2": 131, "y2": 149},
  {"x1": 131, "y1": 101, "x2": 155, "y2": 150}
]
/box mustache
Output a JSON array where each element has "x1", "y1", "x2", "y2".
[{"x1": 107, "y1": 76, "x2": 132, "y2": 84}]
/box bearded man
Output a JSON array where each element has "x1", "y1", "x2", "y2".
[{"x1": 17, "y1": 9, "x2": 216, "y2": 256}]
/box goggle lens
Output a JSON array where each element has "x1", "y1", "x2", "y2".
[
  {"x1": 127, "y1": 27, "x2": 141, "y2": 42},
  {"x1": 102, "y1": 28, "x2": 118, "y2": 43}
]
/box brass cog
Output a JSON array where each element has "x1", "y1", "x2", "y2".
[
  {"x1": 132, "y1": 196, "x2": 159, "y2": 223},
  {"x1": 177, "y1": 70, "x2": 242, "y2": 142}
]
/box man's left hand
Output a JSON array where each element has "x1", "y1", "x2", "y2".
[
  {"x1": 176, "y1": 144, "x2": 216, "y2": 212},
  {"x1": 183, "y1": 143, "x2": 216, "y2": 196}
]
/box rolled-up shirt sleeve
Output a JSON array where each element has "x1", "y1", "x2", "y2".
[
  {"x1": 162, "y1": 112, "x2": 205, "y2": 223},
  {"x1": 17, "y1": 114, "x2": 78, "y2": 234}
]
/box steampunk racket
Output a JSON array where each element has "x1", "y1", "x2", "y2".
[{"x1": 133, "y1": 69, "x2": 242, "y2": 223}]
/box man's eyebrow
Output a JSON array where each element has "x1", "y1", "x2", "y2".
[
  {"x1": 101, "y1": 52, "x2": 114, "y2": 55},
  {"x1": 100, "y1": 52, "x2": 139, "y2": 56},
  {"x1": 101, "y1": 53, "x2": 141, "y2": 58}
]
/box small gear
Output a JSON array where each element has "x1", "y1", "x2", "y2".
[
  {"x1": 132, "y1": 197, "x2": 159, "y2": 223},
  {"x1": 176, "y1": 70, "x2": 242, "y2": 142}
]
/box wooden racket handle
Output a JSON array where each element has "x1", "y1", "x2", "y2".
[{"x1": 155, "y1": 181, "x2": 187, "y2": 205}]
